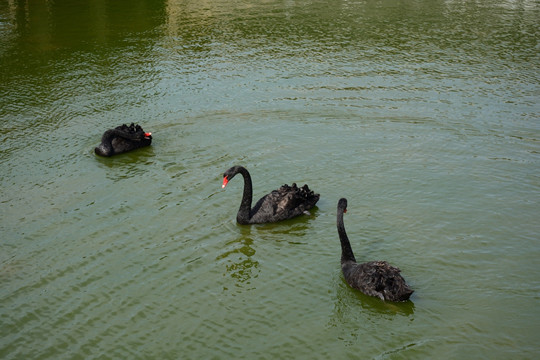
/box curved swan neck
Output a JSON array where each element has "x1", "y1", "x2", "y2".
[
  {"x1": 236, "y1": 166, "x2": 253, "y2": 223},
  {"x1": 337, "y1": 209, "x2": 356, "y2": 263},
  {"x1": 95, "y1": 129, "x2": 117, "y2": 156}
]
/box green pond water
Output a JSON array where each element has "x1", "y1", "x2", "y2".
[{"x1": 1, "y1": 0, "x2": 539, "y2": 358}]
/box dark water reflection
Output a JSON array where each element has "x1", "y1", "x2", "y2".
[
  {"x1": 2, "y1": 0, "x2": 538, "y2": 126},
  {"x1": 216, "y1": 224, "x2": 260, "y2": 286},
  {"x1": 2, "y1": 0, "x2": 165, "y2": 51}
]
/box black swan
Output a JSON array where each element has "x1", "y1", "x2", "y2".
[
  {"x1": 221, "y1": 165, "x2": 320, "y2": 224},
  {"x1": 95, "y1": 123, "x2": 152, "y2": 157},
  {"x1": 337, "y1": 198, "x2": 413, "y2": 302}
]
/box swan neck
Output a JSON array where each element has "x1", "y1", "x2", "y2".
[
  {"x1": 337, "y1": 210, "x2": 356, "y2": 263},
  {"x1": 237, "y1": 167, "x2": 253, "y2": 222},
  {"x1": 95, "y1": 130, "x2": 116, "y2": 156}
]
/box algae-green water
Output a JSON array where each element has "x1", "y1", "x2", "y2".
[{"x1": 1, "y1": 0, "x2": 539, "y2": 358}]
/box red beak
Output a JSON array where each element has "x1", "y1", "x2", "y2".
[
  {"x1": 144, "y1": 132, "x2": 152, "y2": 139},
  {"x1": 222, "y1": 176, "x2": 229, "y2": 189}
]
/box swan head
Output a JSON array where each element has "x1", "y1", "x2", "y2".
[
  {"x1": 338, "y1": 198, "x2": 348, "y2": 213},
  {"x1": 222, "y1": 165, "x2": 243, "y2": 188},
  {"x1": 118, "y1": 123, "x2": 152, "y2": 141}
]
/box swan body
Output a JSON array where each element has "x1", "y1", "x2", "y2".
[
  {"x1": 95, "y1": 123, "x2": 152, "y2": 157},
  {"x1": 222, "y1": 165, "x2": 319, "y2": 224},
  {"x1": 337, "y1": 198, "x2": 413, "y2": 302}
]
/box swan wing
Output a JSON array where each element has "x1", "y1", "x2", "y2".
[
  {"x1": 249, "y1": 183, "x2": 319, "y2": 223},
  {"x1": 343, "y1": 261, "x2": 413, "y2": 301}
]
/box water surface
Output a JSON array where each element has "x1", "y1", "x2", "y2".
[{"x1": 1, "y1": 0, "x2": 539, "y2": 358}]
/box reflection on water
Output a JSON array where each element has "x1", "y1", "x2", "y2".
[
  {"x1": 217, "y1": 226, "x2": 259, "y2": 287},
  {"x1": 250, "y1": 209, "x2": 320, "y2": 241},
  {"x1": 2, "y1": 0, "x2": 165, "y2": 51},
  {"x1": 327, "y1": 279, "x2": 415, "y2": 351},
  {"x1": 94, "y1": 147, "x2": 156, "y2": 181},
  {"x1": 330, "y1": 278, "x2": 415, "y2": 321}
]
